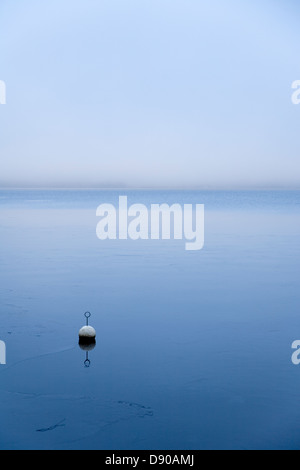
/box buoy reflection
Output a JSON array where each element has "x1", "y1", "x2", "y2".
[{"x1": 78, "y1": 341, "x2": 96, "y2": 368}]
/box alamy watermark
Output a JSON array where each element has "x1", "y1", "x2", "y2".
[
  {"x1": 292, "y1": 80, "x2": 300, "y2": 105},
  {"x1": 291, "y1": 341, "x2": 300, "y2": 365},
  {"x1": 0, "y1": 80, "x2": 6, "y2": 105},
  {"x1": 96, "y1": 196, "x2": 205, "y2": 251},
  {"x1": 0, "y1": 341, "x2": 6, "y2": 365}
]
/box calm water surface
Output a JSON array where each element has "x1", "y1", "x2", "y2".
[{"x1": 0, "y1": 190, "x2": 300, "y2": 450}]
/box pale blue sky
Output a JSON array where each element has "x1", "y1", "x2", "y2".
[{"x1": 0, "y1": 0, "x2": 300, "y2": 188}]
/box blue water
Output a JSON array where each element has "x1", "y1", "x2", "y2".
[{"x1": 0, "y1": 190, "x2": 300, "y2": 450}]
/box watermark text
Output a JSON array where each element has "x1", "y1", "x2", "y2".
[
  {"x1": 0, "y1": 341, "x2": 6, "y2": 365},
  {"x1": 96, "y1": 196, "x2": 205, "y2": 251},
  {"x1": 292, "y1": 80, "x2": 300, "y2": 105},
  {"x1": 0, "y1": 80, "x2": 6, "y2": 105}
]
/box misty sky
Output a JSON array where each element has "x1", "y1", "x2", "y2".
[{"x1": 0, "y1": 0, "x2": 300, "y2": 188}]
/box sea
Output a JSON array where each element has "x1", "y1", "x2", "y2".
[{"x1": 0, "y1": 189, "x2": 299, "y2": 450}]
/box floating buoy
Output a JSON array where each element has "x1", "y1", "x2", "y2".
[{"x1": 79, "y1": 312, "x2": 96, "y2": 344}]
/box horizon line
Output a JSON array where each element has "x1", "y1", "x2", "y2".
[{"x1": 1, "y1": 186, "x2": 300, "y2": 191}]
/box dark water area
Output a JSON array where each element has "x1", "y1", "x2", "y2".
[{"x1": 0, "y1": 190, "x2": 300, "y2": 449}]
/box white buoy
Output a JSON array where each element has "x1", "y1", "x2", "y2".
[
  {"x1": 79, "y1": 325, "x2": 96, "y2": 339},
  {"x1": 79, "y1": 312, "x2": 96, "y2": 344}
]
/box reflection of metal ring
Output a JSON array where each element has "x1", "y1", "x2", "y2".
[
  {"x1": 84, "y1": 359, "x2": 91, "y2": 368},
  {"x1": 84, "y1": 312, "x2": 91, "y2": 319}
]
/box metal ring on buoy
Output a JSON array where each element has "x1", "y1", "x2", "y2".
[{"x1": 84, "y1": 311, "x2": 91, "y2": 325}]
